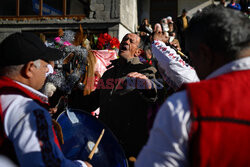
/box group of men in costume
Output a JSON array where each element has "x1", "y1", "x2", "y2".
[{"x1": 0, "y1": 6, "x2": 249, "y2": 167}]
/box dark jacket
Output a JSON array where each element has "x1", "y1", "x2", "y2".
[{"x1": 69, "y1": 57, "x2": 158, "y2": 157}]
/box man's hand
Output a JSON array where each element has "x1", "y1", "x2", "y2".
[
  {"x1": 153, "y1": 31, "x2": 169, "y2": 43},
  {"x1": 170, "y1": 39, "x2": 181, "y2": 51},
  {"x1": 126, "y1": 72, "x2": 152, "y2": 90},
  {"x1": 49, "y1": 107, "x2": 57, "y2": 115}
]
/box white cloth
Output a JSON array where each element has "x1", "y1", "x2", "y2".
[
  {"x1": 46, "y1": 64, "x2": 54, "y2": 77},
  {"x1": 1, "y1": 81, "x2": 87, "y2": 167},
  {"x1": 0, "y1": 155, "x2": 18, "y2": 167},
  {"x1": 135, "y1": 56, "x2": 250, "y2": 167},
  {"x1": 162, "y1": 24, "x2": 169, "y2": 32},
  {"x1": 152, "y1": 40, "x2": 199, "y2": 90}
]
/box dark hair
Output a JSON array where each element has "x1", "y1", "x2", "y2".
[
  {"x1": 143, "y1": 18, "x2": 149, "y2": 22},
  {"x1": 138, "y1": 36, "x2": 145, "y2": 50},
  {"x1": 185, "y1": 6, "x2": 250, "y2": 61}
]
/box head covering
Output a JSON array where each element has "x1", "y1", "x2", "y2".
[
  {"x1": 166, "y1": 16, "x2": 172, "y2": 21},
  {"x1": 154, "y1": 23, "x2": 163, "y2": 32},
  {"x1": 0, "y1": 32, "x2": 63, "y2": 67}
]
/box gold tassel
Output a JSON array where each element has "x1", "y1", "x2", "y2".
[{"x1": 52, "y1": 119, "x2": 64, "y2": 145}]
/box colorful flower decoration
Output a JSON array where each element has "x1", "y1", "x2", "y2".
[
  {"x1": 45, "y1": 30, "x2": 88, "y2": 94},
  {"x1": 63, "y1": 41, "x2": 72, "y2": 46},
  {"x1": 54, "y1": 37, "x2": 72, "y2": 48},
  {"x1": 54, "y1": 37, "x2": 61, "y2": 43},
  {"x1": 96, "y1": 33, "x2": 120, "y2": 50}
]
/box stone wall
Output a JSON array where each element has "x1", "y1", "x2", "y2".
[
  {"x1": 89, "y1": 0, "x2": 120, "y2": 20},
  {"x1": 120, "y1": 0, "x2": 138, "y2": 33},
  {"x1": 88, "y1": 0, "x2": 138, "y2": 39}
]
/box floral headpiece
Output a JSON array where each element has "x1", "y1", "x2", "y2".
[{"x1": 96, "y1": 33, "x2": 120, "y2": 50}]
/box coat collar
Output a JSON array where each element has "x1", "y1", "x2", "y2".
[
  {"x1": 206, "y1": 57, "x2": 250, "y2": 80},
  {"x1": 109, "y1": 57, "x2": 142, "y2": 68}
]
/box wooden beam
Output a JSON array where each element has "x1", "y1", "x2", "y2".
[
  {"x1": 0, "y1": 15, "x2": 86, "y2": 21},
  {"x1": 63, "y1": 0, "x2": 67, "y2": 17},
  {"x1": 16, "y1": 0, "x2": 20, "y2": 17},
  {"x1": 39, "y1": 0, "x2": 43, "y2": 16}
]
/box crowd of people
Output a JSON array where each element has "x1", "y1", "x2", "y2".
[
  {"x1": 0, "y1": 3, "x2": 250, "y2": 167},
  {"x1": 136, "y1": 5, "x2": 250, "y2": 167}
]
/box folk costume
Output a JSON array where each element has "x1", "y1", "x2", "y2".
[
  {"x1": 136, "y1": 56, "x2": 250, "y2": 167},
  {"x1": 0, "y1": 76, "x2": 86, "y2": 167}
]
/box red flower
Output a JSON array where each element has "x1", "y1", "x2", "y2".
[
  {"x1": 110, "y1": 37, "x2": 120, "y2": 49},
  {"x1": 97, "y1": 37, "x2": 106, "y2": 49},
  {"x1": 146, "y1": 59, "x2": 153, "y2": 66},
  {"x1": 102, "y1": 33, "x2": 112, "y2": 41},
  {"x1": 97, "y1": 33, "x2": 120, "y2": 50}
]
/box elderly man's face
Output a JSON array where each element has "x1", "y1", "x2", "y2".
[
  {"x1": 31, "y1": 60, "x2": 49, "y2": 90},
  {"x1": 119, "y1": 33, "x2": 141, "y2": 60}
]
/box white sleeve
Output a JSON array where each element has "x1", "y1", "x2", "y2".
[
  {"x1": 2, "y1": 95, "x2": 86, "y2": 167},
  {"x1": 135, "y1": 91, "x2": 191, "y2": 167},
  {"x1": 152, "y1": 40, "x2": 199, "y2": 90}
]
